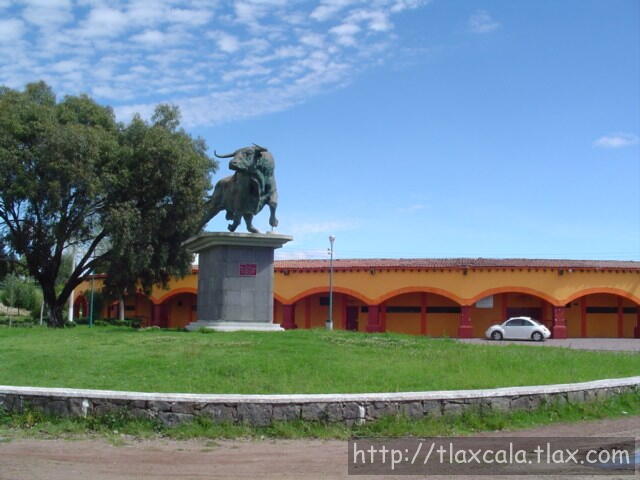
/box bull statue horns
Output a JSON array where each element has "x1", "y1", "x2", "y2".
[
  {"x1": 252, "y1": 143, "x2": 267, "y2": 152},
  {"x1": 214, "y1": 150, "x2": 236, "y2": 158}
]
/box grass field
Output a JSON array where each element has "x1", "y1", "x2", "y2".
[{"x1": 0, "y1": 326, "x2": 638, "y2": 394}]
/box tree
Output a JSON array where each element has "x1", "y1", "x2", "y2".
[
  {"x1": 100, "y1": 105, "x2": 217, "y2": 303},
  {"x1": 1, "y1": 273, "x2": 40, "y2": 311},
  {"x1": 0, "y1": 82, "x2": 216, "y2": 327}
]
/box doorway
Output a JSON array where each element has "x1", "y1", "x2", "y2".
[{"x1": 346, "y1": 306, "x2": 359, "y2": 331}]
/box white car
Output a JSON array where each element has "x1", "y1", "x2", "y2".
[{"x1": 485, "y1": 316, "x2": 551, "y2": 342}]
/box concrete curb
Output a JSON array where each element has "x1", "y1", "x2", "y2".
[{"x1": 1, "y1": 376, "x2": 638, "y2": 427}]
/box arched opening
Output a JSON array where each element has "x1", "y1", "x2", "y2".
[
  {"x1": 471, "y1": 292, "x2": 554, "y2": 338},
  {"x1": 281, "y1": 292, "x2": 367, "y2": 331},
  {"x1": 565, "y1": 292, "x2": 638, "y2": 338},
  {"x1": 159, "y1": 292, "x2": 197, "y2": 329},
  {"x1": 73, "y1": 295, "x2": 88, "y2": 320},
  {"x1": 383, "y1": 292, "x2": 462, "y2": 337}
]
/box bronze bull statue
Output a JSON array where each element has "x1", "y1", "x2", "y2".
[{"x1": 199, "y1": 144, "x2": 278, "y2": 233}]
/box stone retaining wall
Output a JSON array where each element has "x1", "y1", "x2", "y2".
[{"x1": 1, "y1": 377, "x2": 638, "y2": 427}]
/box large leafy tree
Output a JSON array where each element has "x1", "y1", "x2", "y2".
[
  {"x1": 0, "y1": 82, "x2": 216, "y2": 327},
  {"x1": 100, "y1": 105, "x2": 216, "y2": 303}
]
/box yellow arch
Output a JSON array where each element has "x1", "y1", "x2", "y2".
[
  {"x1": 562, "y1": 287, "x2": 640, "y2": 306},
  {"x1": 286, "y1": 286, "x2": 372, "y2": 305},
  {"x1": 466, "y1": 286, "x2": 561, "y2": 306},
  {"x1": 374, "y1": 286, "x2": 464, "y2": 305},
  {"x1": 153, "y1": 287, "x2": 197, "y2": 305}
]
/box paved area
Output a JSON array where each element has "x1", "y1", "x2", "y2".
[
  {"x1": 458, "y1": 338, "x2": 640, "y2": 352},
  {"x1": 0, "y1": 417, "x2": 637, "y2": 479}
]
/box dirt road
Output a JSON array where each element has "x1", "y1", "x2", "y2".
[{"x1": 0, "y1": 416, "x2": 637, "y2": 480}]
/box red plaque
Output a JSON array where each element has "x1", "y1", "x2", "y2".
[{"x1": 239, "y1": 263, "x2": 257, "y2": 276}]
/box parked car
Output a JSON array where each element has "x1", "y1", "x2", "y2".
[{"x1": 485, "y1": 316, "x2": 551, "y2": 342}]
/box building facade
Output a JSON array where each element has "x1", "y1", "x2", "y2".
[{"x1": 74, "y1": 258, "x2": 640, "y2": 338}]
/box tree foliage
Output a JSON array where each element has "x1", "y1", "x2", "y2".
[
  {"x1": 0, "y1": 82, "x2": 216, "y2": 326},
  {"x1": 1, "y1": 273, "x2": 41, "y2": 311}
]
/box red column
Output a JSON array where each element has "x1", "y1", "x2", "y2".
[
  {"x1": 366, "y1": 305, "x2": 383, "y2": 332},
  {"x1": 458, "y1": 306, "x2": 473, "y2": 338},
  {"x1": 580, "y1": 297, "x2": 587, "y2": 338},
  {"x1": 420, "y1": 293, "x2": 427, "y2": 336},
  {"x1": 151, "y1": 304, "x2": 161, "y2": 327},
  {"x1": 552, "y1": 306, "x2": 567, "y2": 339},
  {"x1": 634, "y1": 311, "x2": 640, "y2": 338},
  {"x1": 340, "y1": 294, "x2": 347, "y2": 330},
  {"x1": 501, "y1": 293, "x2": 507, "y2": 321},
  {"x1": 617, "y1": 298, "x2": 624, "y2": 338},
  {"x1": 281, "y1": 304, "x2": 297, "y2": 329},
  {"x1": 305, "y1": 297, "x2": 311, "y2": 329}
]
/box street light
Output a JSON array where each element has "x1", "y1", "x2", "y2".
[
  {"x1": 326, "y1": 235, "x2": 335, "y2": 331},
  {"x1": 89, "y1": 273, "x2": 95, "y2": 328}
]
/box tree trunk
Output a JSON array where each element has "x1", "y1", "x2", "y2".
[
  {"x1": 42, "y1": 285, "x2": 65, "y2": 328},
  {"x1": 47, "y1": 302, "x2": 65, "y2": 328},
  {"x1": 119, "y1": 296, "x2": 125, "y2": 322}
]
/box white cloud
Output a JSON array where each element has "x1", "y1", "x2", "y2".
[
  {"x1": 290, "y1": 220, "x2": 359, "y2": 237},
  {"x1": 398, "y1": 203, "x2": 427, "y2": 213},
  {"x1": 215, "y1": 31, "x2": 240, "y2": 53},
  {"x1": 77, "y1": 6, "x2": 130, "y2": 38},
  {"x1": 347, "y1": 9, "x2": 392, "y2": 32},
  {"x1": 51, "y1": 59, "x2": 84, "y2": 73},
  {"x1": 0, "y1": 19, "x2": 25, "y2": 41},
  {"x1": 593, "y1": 133, "x2": 639, "y2": 149},
  {"x1": 299, "y1": 32, "x2": 324, "y2": 48},
  {"x1": 310, "y1": 0, "x2": 359, "y2": 22},
  {"x1": 0, "y1": 0, "x2": 429, "y2": 127},
  {"x1": 390, "y1": 0, "x2": 429, "y2": 13},
  {"x1": 169, "y1": 8, "x2": 214, "y2": 26},
  {"x1": 329, "y1": 22, "x2": 361, "y2": 46},
  {"x1": 131, "y1": 29, "x2": 165, "y2": 45},
  {"x1": 469, "y1": 10, "x2": 500, "y2": 34},
  {"x1": 22, "y1": 1, "x2": 74, "y2": 29},
  {"x1": 275, "y1": 248, "x2": 328, "y2": 260}
]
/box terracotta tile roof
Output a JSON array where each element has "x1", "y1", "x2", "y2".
[{"x1": 274, "y1": 258, "x2": 640, "y2": 271}]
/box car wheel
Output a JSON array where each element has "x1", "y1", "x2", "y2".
[
  {"x1": 531, "y1": 331, "x2": 543, "y2": 342},
  {"x1": 491, "y1": 331, "x2": 503, "y2": 341}
]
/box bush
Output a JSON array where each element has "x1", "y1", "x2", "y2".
[
  {"x1": 73, "y1": 316, "x2": 141, "y2": 329},
  {"x1": 0, "y1": 315, "x2": 37, "y2": 327},
  {"x1": 1, "y1": 274, "x2": 41, "y2": 311}
]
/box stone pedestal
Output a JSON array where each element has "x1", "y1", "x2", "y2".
[{"x1": 183, "y1": 232, "x2": 292, "y2": 332}]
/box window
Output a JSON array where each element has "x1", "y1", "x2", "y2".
[
  {"x1": 385, "y1": 306, "x2": 421, "y2": 313},
  {"x1": 586, "y1": 307, "x2": 618, "y2": 314},
  {"x1": 427, "y1": 306, "x2": 461, "y2": 314}
]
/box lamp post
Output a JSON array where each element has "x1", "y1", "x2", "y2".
[
  {"x1": 68, "y1": 247, "x2": 76, "y2": 323},
  {"x1": 89, "y1": 273, "x2": 94, "y2": 328},
  {"x1": 327, "y1": 235, "x2": 335, "y2": 331}
]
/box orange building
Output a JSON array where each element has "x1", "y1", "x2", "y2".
[{"x1": 74, "y1": 258, "x2": 640, "y2": 338}]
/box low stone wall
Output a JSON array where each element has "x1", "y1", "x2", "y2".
[{"x1": 1, "y1": 377, "x2": 638, "y2": 427}]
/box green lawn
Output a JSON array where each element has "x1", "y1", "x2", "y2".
[{"x1": 0, "y1": 326, "x2": 638, "y2": 394}]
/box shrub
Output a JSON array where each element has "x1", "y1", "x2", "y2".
[{"x1": 1, "y1": 274, "x2": 41, "y2": 311}]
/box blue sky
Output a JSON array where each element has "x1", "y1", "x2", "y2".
[{"x1": 1, "y1": 0, "x2": 638, "y2": 261}]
